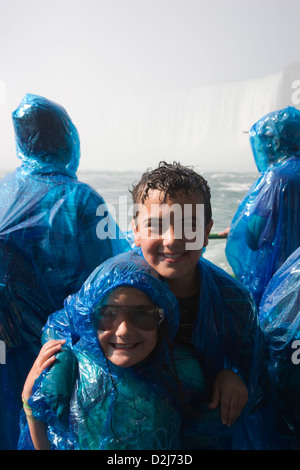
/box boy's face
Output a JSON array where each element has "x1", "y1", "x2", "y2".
[
  {"x1": 132, "y1": 190, "x2": 213, "y2": 295},
  {"x1": 97, "y1": 288, "x2": 158, "y2": 368}
]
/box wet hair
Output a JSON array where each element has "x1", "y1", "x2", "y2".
[{"x1": 130, "y1": 161, "x2": 212, "y2": 225}]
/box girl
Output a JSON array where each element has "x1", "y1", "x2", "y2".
[{"x1": 19, "y1": 251, "x2": 215, "y2": 450}]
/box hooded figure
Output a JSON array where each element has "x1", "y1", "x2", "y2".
[
  {"x1": 0, "y1": 94, "x2": 129, "y2": 449},
  {"x1": 259, "y1": 247, "x2": 300, "y2": 448},
  {"x1": 225, "y1": 106, "x2": 300, "y2": 305},
  {"x1": 18, "y1": 251, "x2": 213, "y2": 450}
]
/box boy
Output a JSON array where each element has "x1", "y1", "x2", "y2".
[{"x1": 130, "y1": 162, "x2": 264, "y2": 432}]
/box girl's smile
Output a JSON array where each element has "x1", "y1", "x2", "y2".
[{"x1": 110, "y1": 342, "x2": 139, "y2": 350}]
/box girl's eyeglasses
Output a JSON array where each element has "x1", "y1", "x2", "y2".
[{"x1": 95, "y1": 305, "x2": 165, "y2": 331}]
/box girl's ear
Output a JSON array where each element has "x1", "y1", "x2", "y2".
[
  {"x1": 131, "y1": 218, "x2": 141, "y2": 247},
  {"x1": 203, "y1": 219, "x2": 214, "y2": 247}
]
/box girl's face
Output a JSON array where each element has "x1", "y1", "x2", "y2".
[{"x1": 96, "y1": 288, "x2": 159, "y2": 368}]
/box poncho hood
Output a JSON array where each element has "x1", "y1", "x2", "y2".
[
  {"x1": 249, "y1": 106, "x2": 300, "y2": 173},
  {"x1": 12, "y1": 94, "x2": 80, "y2": 177}
]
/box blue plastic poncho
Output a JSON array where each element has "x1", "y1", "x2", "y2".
[
  {"x1": 225, "y1": 106, "x2": 300, "y2": 305},
  {"x1": 18, "y1": 251, "x2": 213, "y2": 450},
  {"x1": 259, "y1": 247, "x2": 300, "y2": 446},
  {"x1": 0, "y1": 94, "x2": 129, "y2": 449}
]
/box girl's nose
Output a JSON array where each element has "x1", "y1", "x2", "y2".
[{"x1": 115, "y1": 319, "x2": 134, "y2": 336}]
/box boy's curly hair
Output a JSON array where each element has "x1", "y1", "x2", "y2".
[{"x1": 130, "y1": 161, "x2": 212, "y2": 225}]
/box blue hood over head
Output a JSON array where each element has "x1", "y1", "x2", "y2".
[
  {"x1": 249, "y1": 106, "x2": 300, "y2": 173},
  {"x1": 12, "y1": 94, "x2": 80, "y2": 177}
]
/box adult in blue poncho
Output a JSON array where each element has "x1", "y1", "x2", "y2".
[
  {"x1": 0, "y1": 94, "x2": 129, "y2": 449},
  {"x1": 259, "y1": 247, "x2": 300, "y2": 449},
  {"x1": 18, "y1": 251, "x2": 217, "y2": 450},
  {"x1": 225, "y1": 106, "x2": 300, "y2": 305}
]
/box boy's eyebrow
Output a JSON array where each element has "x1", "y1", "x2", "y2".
[{"x1": 140, "y1": 214, "x2": 200, "y2": 225}]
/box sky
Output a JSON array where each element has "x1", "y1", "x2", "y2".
[{"x1": 1, "y1": 0, "x2": 300, "y2": 173}]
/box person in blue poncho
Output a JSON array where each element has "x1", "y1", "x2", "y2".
[
  {"x1": 19, "y1": 251, "x2": 217, "y2": 450},
  {"x1": 0, "y1": 94, "x2": 129, "y2": 450},
  {"x1": 259, "y1": 247, "x2": 300, "y2": 449},
  {"x1": 38, "y1": 162, "x2": 266, "y2": 449},
  {"x1": 130, "y1": 161, "x2": 267, "y2": 449},
  {"x1": 225, "y1": 106, "x2": 300, "y2": 305}
]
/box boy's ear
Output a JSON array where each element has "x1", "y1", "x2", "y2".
[
  {"x1": 131, "y1": 218, "x2": 141, "y2": 247},
  {"x1": 203, "y1": 219, "x2": 214, "y2": 247}
]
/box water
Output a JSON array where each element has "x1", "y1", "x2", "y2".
[{"x1": 78, "y1": 169, "x2": 259, "y2": 273}]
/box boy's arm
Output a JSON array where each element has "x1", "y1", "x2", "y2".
[
  {"x1": 22, "y1": 340, "x2": 66, "y2": 450},
  {"x1": 219, "y1": 276, "x2": 265, "y2": 393},
  {"x1": 205, "y1": 274, "x2": 265, "y2": 424},
  {"x1": 178, "y1": 347, "x2": 232, "y2": 449},
  {"x1": 220, "y1": 288, "x2": 266, "y2": 420}
]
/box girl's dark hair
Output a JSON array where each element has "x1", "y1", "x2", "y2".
[{"x1": 130, "y1": 161, "x2": 212, "y2": 225}]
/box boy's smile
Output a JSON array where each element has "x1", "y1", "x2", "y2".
[
  {"x1": 132, "y1": 189, "x2": 213, "y2": 297},
  {"x1": 157, "y1": 251, "x2": 191, "y2": 268}
]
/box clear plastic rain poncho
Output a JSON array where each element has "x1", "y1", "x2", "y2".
[
  {"x1": 18, "y1": 251, "x2": 215, "y2": 450},
  {"x1": 225, "y1": 106, "x2": 300, "y2": 305},
  {"x1": 0, "y1": 94, "x2": 129, "y2": 449},
  {"x1": 259, "y1": 247, "x2": 300, "y2": 445}
]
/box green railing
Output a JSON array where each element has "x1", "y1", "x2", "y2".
[{"x1": 208, "y1": 233, "x2": 228, "y2": 239}]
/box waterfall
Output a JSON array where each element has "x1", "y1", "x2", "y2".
[{"x1": 86, "y1": 62, "x2": 300, "y2": 172}]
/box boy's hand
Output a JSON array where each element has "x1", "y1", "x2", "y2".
[
  {"x1": 208, "y1": 369, "x2": 248, "y2": 426},
  {"x1": 22, "y1": 340, "x2": 66, "y2": 402}
]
